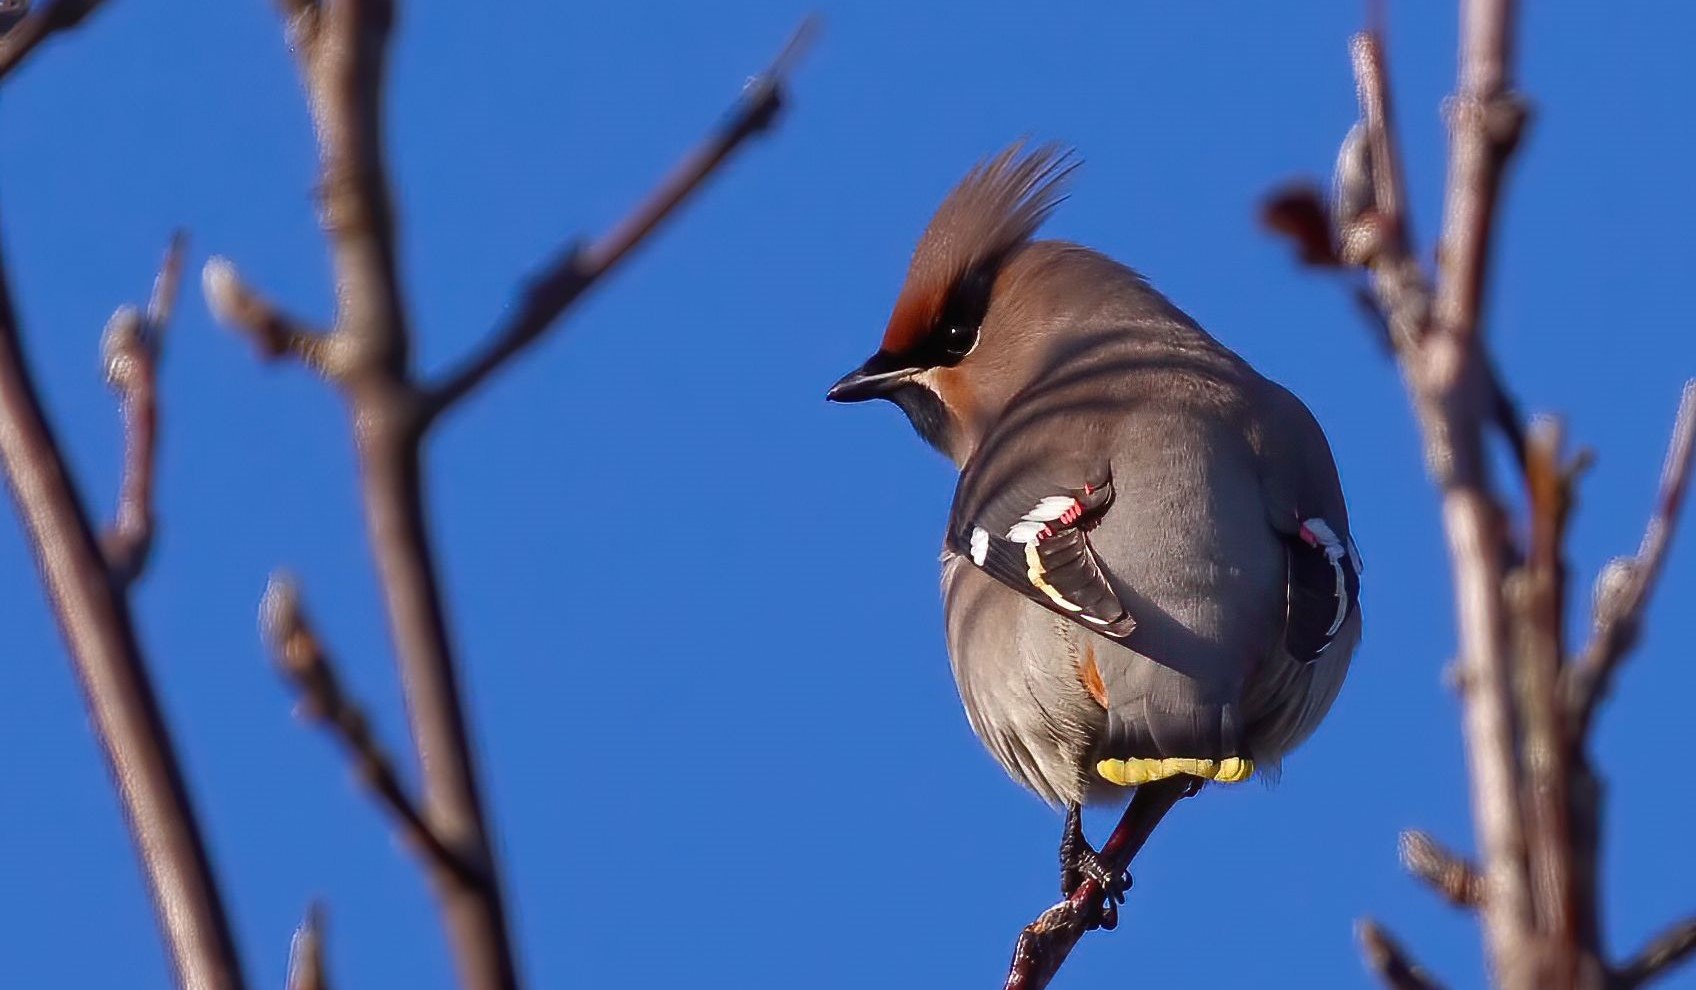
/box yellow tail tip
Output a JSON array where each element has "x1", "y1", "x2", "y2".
[{"x1": 1096, "y1": 755, "x2": 1255, "y2": 786}]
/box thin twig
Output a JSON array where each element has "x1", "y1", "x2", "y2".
[
  {"x1": 421, "y1": 15, "x2": 818, "y2": 419},
  {"x1": 0, "y1": 0, "x2": 106, "y2": 83},
  {"x1": 1001, "y1": 779, "x2": 1192, "y2": 990},
  {"x1": 1565, "y1": 381, "x2": 1696, "y2": 737},
  {"x1": 1612, "y1": 916, "x2": 1696, "y2": 990},
  {"x1": 1401, "y1": 830, "x2": 1485, "y2": 909},
  {"x1": 260, "y1": 574, "x2": 477, "y2": 887},
  {"x1": 202, "y1": 256, "x2": 337, "y2": 374},
  {"x1": 102, "y1": 232, "x2": 185, "y2": 585},
  {"x1": 1359, "y1": 919, "x2": 1449, "y2": 990},
  {"x1": 0, "y1": 22, "x2": 245, "y2": 985},
  {"x1": 1348, "y1": 32, "x2": 1431, "y2": 355},
  {"x1": 285, "y1": 903, "x2": 331, "y2": 990}
]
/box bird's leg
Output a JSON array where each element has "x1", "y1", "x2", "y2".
[
  {"x1": 1060, "y1": 778, "x2": 1202, "y2": 931},
  {"x1": 1059, "y1": 802, "x2": 1129, "y2": 930}
]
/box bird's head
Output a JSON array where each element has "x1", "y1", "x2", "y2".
[{"x1": 828, "y1": 141, "x2": 1082, "y2": 465}]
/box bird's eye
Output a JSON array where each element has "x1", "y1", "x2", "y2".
[{"x1": 939, "y1": 324, "x2": 978, "y2": 359}]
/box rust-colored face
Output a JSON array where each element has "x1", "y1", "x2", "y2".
[{"x1": 828, "y1": 141, "x2": 1076, "y2": 429}]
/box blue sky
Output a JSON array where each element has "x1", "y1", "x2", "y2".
[{"x1": 2, "y1": 2, "x2": 1692, "y2": 988}]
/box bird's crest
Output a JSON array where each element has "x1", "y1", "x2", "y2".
[{"x1": 881, "y1": 141, "x2": 1078, "y2": 354}]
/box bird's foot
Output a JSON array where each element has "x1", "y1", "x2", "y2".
[{"x1": 1060, "y1": 803, "x2": 1130, "y2": 931}]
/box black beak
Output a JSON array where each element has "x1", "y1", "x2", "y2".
[{"x1": 827, "y1": 352, "x2": 918, "y2": 403}]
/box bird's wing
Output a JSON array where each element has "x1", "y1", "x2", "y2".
[
  {"x1": 1279, "y1": 515, "x2": 1363, "y2": 661},
  {"x1": 946, "y1": 461, "x2": 1135, "y2": 638},
  {"x1": 1256, "y1": 381, "x2": 1364, "y2": 662}
]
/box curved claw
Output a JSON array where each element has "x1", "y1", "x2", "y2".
[{"x1": 1059, "y1": 802, "x2": 1131, "y2": 929}]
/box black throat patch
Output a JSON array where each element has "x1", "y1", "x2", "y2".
[{"x1": 887, "y1": 381, "x2": 957, "y2": 459}]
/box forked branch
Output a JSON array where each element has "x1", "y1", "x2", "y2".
[
  {"x1": 0, "y1": 21, "x2": 244, "y2": 981},
  {"x1": 206, "y1": 4, "x2": 812, "y2": 987},
  {"x1": 102, "y1": 232, "x2": 185, "y2": 585},
  {"x1": 1268, "y1": 3, "x2": 1694, "y2": 988}
]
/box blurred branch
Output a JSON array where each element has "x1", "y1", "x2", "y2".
[
  {"x1": 209, "y1": 4, "x2": 811, "y2": 987},
  {"x1": 1001, "y1": 779, "x2": 1192, "y2": 990},
  {"x1": 1612, "y1": 917, "x2": 1696, "y2": 990},
  {"x1": 101, "y1": 232, "x2": 184, "y2": 585},
  {"x1": 1565, "y1": 382, "x2": 1696, "y2": 738},
  {"x1": 1358, "y1": 14, "x2": 1536, "y2": 980},
  {"x1": 0, "y1": 0, "x2": 107, "y2": 82},
  {"x1": 203, "y1": 257, "x2": 337, "y2": 374},
  {"x1": 1359, "y1": 919, "x2": 1448, "y2": 990},
  {"x1": 1516, "y1": 419, "x2": 1583, "y2": 980},
  {"x1": 0, "y1": 20, "x2": 245, "y2": 985},
  {"x1": 1274, "y1": 0, "x2": 1696, "y2": 987},
  {"x1": 422, "y1": 15, "x2": 817, "y2": 419},
  {"x1": 260, "y1": 574, "x2": 476, "y2": 885},
  {"x1": 285, "y1": 903, "x2": 331, "y2": 990},
  {"x1": 1401, "y1": 830, "x2": 1484, "y2": 910}
]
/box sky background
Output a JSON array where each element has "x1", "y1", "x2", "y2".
[{"x1": 2, "y1": 2, "x2": 1692, "y2": 988}]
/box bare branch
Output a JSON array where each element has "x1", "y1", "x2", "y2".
[
  {"x1": 247, "y1": 2, "x2": 523, "y2": 983},
  {"x1": 260, "y1": 574, "x2": 477, "y2": 887},
  {"x1": 422, "y1": 15, "x2": 818, "y2": 419},
  {"x1": 1566, "y1": 381, "x2": 1696, "y2": 737},
  {"x1": 1613, "y1": 916, "x2": 1696, "y2": 990},
  {"x1": 1359, "y1": 919, "x2": 1448, "y2": 990},
  {"x1": 0, "y1": 66, "x2": 245, "y2": 990},
  {"x1": 1346, "y1": 25, "x2": 1539, "y2": 980},
  {"x1": 102, "y1": 233, "x2": 185, "y2": 585},
  {"x1": 285, "y1": 903, "x2": 330, "y2": 990},
  {"x1": 221, "y1": 6, "x2": 809, "y2": 985},
  {"x1": 202, "y1": 257, "x2": 338, "y2": 374},
  {"x1": 1001, "y1": 779, "x2": 1192, "y2": 990},
  {"x1": 1515, "y1": 418, "x2": 1583, "y2": 976},
  {"x1": 0, "y1": 0, "x2": 107, "y2": 83},
  {"x1": 1347, "y1": 32, "x2": 1431, "y2": 355},
  {"x1": 1401, "y1": 830, "x2": 1485, "y2": 909},
  {"x1": 1431, "y1": 0, "x2": 1528, "y2": 352}
]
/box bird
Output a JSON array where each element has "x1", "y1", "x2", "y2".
[{"x1": 828, "y1": 141, "x2": 1362, "y2": 919}]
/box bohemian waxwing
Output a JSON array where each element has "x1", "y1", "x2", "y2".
[{"x1": 829, "y1": 142, "x2": 1362, "y2": 911}]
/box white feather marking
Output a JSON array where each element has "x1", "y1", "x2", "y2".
[
  {"x1": 1005, "y1": 496, "x2": 1080, "y2": 543},
  {"x1": 1026, "y1": 496, "x2": 1078, "y2": 521},
  {"x1": 969, "y1": 527, "x2": 990, "y2": 566},
  {"x1": 1301, "y1": 517, "x2": 1350, "y2": 637},
  {"x1": 1006, "y1": 520, "x2": 1047, "y2": 543}
]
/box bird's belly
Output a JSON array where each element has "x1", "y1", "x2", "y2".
[
  {"x1": 942, "y1": 554, "x2": 1108, "y2": 807},
  {"x1": 942, "y1": 549, "x2": 1357, "y2": 803}
]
